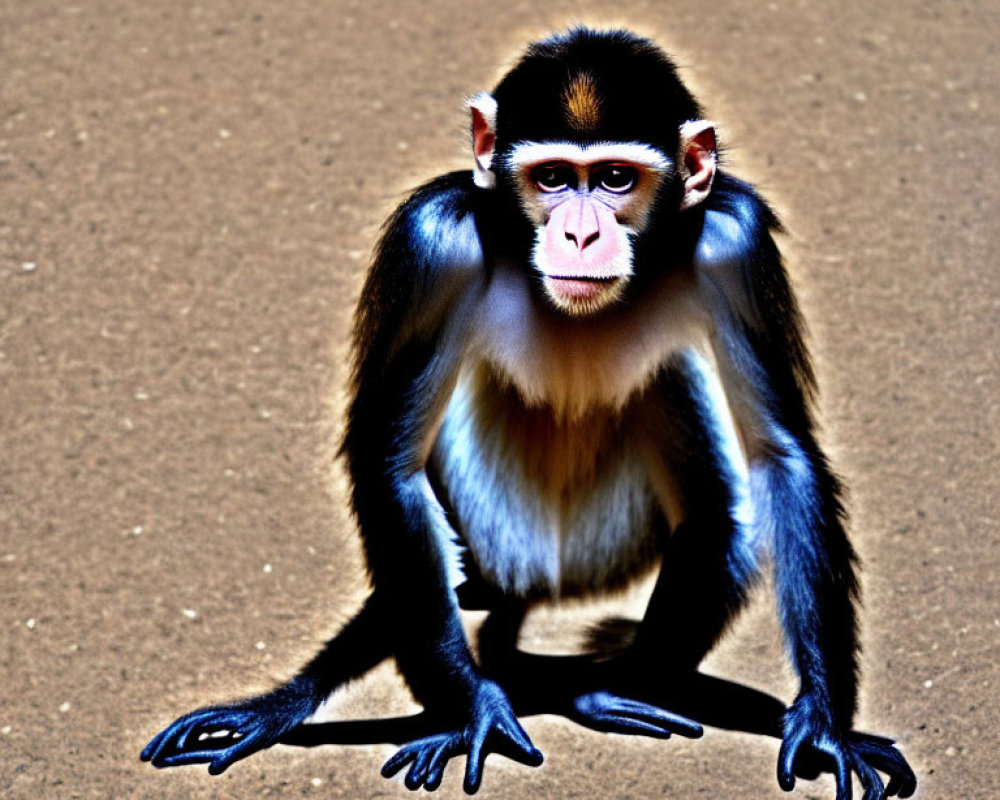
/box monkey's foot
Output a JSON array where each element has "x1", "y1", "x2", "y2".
[
  {"x1": 381, "y1": 679, "x2": 542, "y2": 794},
  {"x1": 141, "y1": 686, "x2": 315, "y2": 774},
  {"x1": 570, "y1": 690, "x2": 704, "y2": 740},
  {"x1": 779, "y1": 700, "x2": 917, "y2": 800}
]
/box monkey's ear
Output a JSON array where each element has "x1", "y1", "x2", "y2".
[
  {"x1": 678, "y1": 120, "x2": 718, "y2": 210},
  {"x1": 468, "y1": 92, "x2": 498, "y2": 189}
]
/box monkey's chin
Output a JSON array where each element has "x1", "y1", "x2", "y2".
[{"x1": 544, "y1": 275, "x2": 626, "y2": 316}]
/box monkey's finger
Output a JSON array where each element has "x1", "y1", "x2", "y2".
[
  {"x1": 142, "y1": 735, "x2": 173, "y2": 762},
  {"x1": 777, "y1": 725, "x2": 809, "y2": 791},
  {"x1": 152, "y1": 748, "x2": 230, "y2": 769},
  {"x1": 831, "y1": 747, "x2": 853, "y2": 800},
  {"x1": 620, "y1": 711, "x2": 700, "y2": 739},
  {"x1": 496, "y1": 717, "x2": 543, "y2": 766},
  {"x1": 383, "y1": 735, "x2": 458, "y2": 780},
  {"x1": 614, "y1": 701, "x2": 703, "y2": 739},
  {"x1": 422, "y1": 745, "x2": 450, "y2": 791},
  {"x1": 876, "y1": 755, "x2": 916, "y2": 799},
  {"x1": 851, "y1": 731, "x2": 896, "y2": 747},
  {"x1": 573, "y1": 691, "x2": 703, "y2": 739},
  {"x1": 141, "y1": 710, "x2": 220, "y2": 760},
  {"x1": 855, "y1": 756, "x2": 885, "y2": 800},
  {"x1": 144, "y1": 727, "x2": 200, "y2": 762},
  {"x1": 405, "y1": 747, "x2": 435, "y2": 791},
  {"x1": 851, "y1": 740, "x2": 915, "y2": 798},
  {"x1": 141, "y1": 732, "x2": 169, "y2": 761},
  {"x1": 888, "y1": 754, "x2": 918, "y2": 799},
  {"x1": 148, "y1": 731, "x2": 237, "y2": 767},
  {"x1": 589, "y1": 712, "x2": 677, "y2": 739},
  {"x1": 207, "y1": 733, "x2": 268, "y2": 776},
  {"x1": 896, "y1": 772, "x2": 917, "y2": 799},
  {"x1": 381, "y1": 742, "x2": 422, "y2": 779},
  {"x1": 887, "y1": 752, "x2": 916, "y2": 798},
  {"x1": 463, "y1": 719, "x2": 491, "y2": 794}
]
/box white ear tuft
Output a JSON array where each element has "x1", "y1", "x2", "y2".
[
  {"x1": 467, "y1": 92, "x2": 498, "y2": 128},
  {"x1": 468, "y1": 92, "x2": 498, "y2": 189},
  {"x1": 678, "y1": 119, "x2": 718, "y2": 211}
]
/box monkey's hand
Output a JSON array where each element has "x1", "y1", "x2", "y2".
[
  {"x1": 779, "y1": 696, "x2": 917, "y2": 800},
  {"x1": 380, "y1": 679, "x2": 542, "y2": 793},
  {"x1": 570, "y1": 690, "x2": 704, "y2": 740},
  {"x1": 141, "y1": 682, "x2": 316, "y2": 774}
]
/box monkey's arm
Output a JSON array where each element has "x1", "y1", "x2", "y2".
[
  {"x1": 141, "y1": 596, "x2": 390, "y2": 774},
  {"x1": 342, "y1": 174, "x2": 541, "y2": 793},
  {"x1": 700, "y1": 177, "x2": 916, "y2": 800}
]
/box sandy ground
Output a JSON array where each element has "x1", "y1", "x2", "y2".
[{"x1": 2, "y1": 1, "x2": 998, "y2": 798}]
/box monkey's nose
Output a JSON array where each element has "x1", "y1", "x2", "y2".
[
  {"x1": 563, "y1": 197, "x2": 601, "y2": 252},
  {"x1": 565, "y1": 229, "x2": 601, "y2": 250}
]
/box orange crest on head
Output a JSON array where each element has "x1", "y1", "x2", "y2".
[{"x1": 563, "y1": 73, "x2": 602, "y2": 132}]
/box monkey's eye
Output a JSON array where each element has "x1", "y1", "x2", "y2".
[
  {"x1": 595, "y1": 164, "x2": 638, "y2": 194},
  {"x1": 531, "y1": 163, "x2": 575, "y2": 192}
]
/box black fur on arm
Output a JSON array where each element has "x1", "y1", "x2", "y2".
[
  {"x1": 340, "y1": 171, "x2": 486, "y2": 703},
  {"x1": 702, "y1": 172, "x2": 860, "y2": 731}
]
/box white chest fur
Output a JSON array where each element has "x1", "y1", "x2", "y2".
[
  {"x1": 473, "y1": 258, "x2": 707, "y2": 419},
  {"x1": 433, "y1": 366, "x2": 661, "y2": 597}
]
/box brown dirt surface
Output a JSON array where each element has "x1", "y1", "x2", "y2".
[{"x1": 2, "y1": 1, "x2": 997, "y2": 798}]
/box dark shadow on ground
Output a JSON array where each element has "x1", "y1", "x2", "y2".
[{"x1": 279, "y1": 669, "x2": 786, "y2": 748}]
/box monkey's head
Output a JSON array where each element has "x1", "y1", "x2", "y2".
[{"x1": 469, "y1": 28, "x2": 718, "y2": 316}]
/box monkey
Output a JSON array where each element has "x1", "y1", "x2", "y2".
[{"x1": 142, "y1": 28, "x2": 917, "y2": 799}]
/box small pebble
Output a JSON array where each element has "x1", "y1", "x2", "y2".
[
  {"x1": 21, "y1": 262, "x2": 37, "y2": 273},
  {"x1": 59, "y1": 702, "x2": 71, "y2": 713},
  {"x1": 182, "y1": 609, "x2": 198, "y2": 620}
]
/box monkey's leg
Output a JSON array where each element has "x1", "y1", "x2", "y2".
[{"x1": 142, "y1": 593, "x2": 390, "y2": 773}]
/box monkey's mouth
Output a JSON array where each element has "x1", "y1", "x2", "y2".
[{"x1": 544, "y1": 275, "x2": 626, "y2": 311}]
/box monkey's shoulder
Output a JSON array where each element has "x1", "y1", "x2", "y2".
[
  {"x1": 692, "y1": 173, "x2": 798, "y2": 331},
  {"x1": 360, "y1": 172, "x2": 486, "y2": 343},
  {"x1": 389, "y1": 171, "x2": 485, "y2": 275},
  {"x1": 696, "y1": 173, "x2": 782, "y2": 271}
]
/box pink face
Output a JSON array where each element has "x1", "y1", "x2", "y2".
[
  {"x1": 532, "y1": 161, "x2": 642, "y2": 309},
  {"x1": 509, "y1": 143, "x2": 670, "y2": 315}
]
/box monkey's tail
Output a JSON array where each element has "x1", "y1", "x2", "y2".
[{"x1": 582, "y1": 616, "x2": 639, "y2": 659}]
